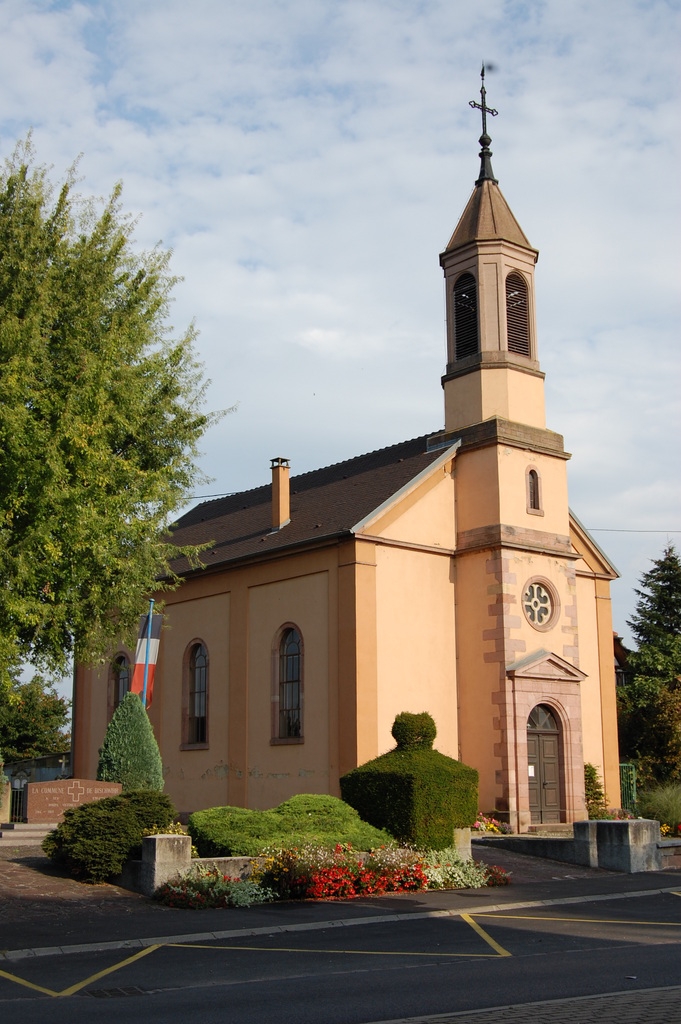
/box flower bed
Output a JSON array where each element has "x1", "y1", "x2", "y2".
[
  {"x1": 472, "y1": 814, "x2": 513, "y2": 834},
  {"x1": 154, "y1": 843, "x2": 510, "y2": 908}
]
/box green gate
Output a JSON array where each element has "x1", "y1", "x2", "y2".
[{"x1": 619, "y1": 763, "x2": 637, "y2": 813}]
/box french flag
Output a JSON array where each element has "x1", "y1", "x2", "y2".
[{"x1": 130, "y1": 610, "x2": 163, "y2": 707}]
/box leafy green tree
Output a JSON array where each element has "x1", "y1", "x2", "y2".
[
  {"x1": 97, "y1": 692, "x2": 163, "y2": 791},
  {"x1": 0, "y1": 673, "x2": 70, "y2": 761},
  {"x1": 0, "y1": 139, "x2": 214, "y2": 676},
  {"x1": 618, "y1": 545, "x2": 681, "y2": 785}
]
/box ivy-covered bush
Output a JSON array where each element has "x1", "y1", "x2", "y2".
[
  {"x1": 584, "y1": 763, "x2": 610, "y2": 819},
  {"x1": 42, "y1": 790, "x2": 175, "y2": 882},
  {"x1": 97, "y1": 692, "x2": 164, "y2": 792},
  {"x1": 340, "y1": 712, "x2": 478, "y2": 849},
  {"x1": 188, "y1": 793, "x2": 394, "y2": 857}
]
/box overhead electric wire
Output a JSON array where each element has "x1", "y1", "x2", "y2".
[{"x1": 185, "y1": 493, "x2": 680, "y2": 535}]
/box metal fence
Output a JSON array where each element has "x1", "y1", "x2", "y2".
[
  {"x1": 10, "y1": 786, "x2": 27, "y2": 823},
  {"x1": 619, "y1": 763, "x2": 637, "y2": 813}
]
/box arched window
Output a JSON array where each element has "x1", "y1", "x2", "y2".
[
  {"x1": 454, "y1": 273, "x2": 479, "y2": 360},
  {"x1": 528, "y1": 704, "x2": 559, "y2": 732},
  {"x1": 527, "y1": 467, "x2": 542, "y2": 513},
  {"x1": 111, "y1": 654, "x2": 130, "y2": 712},
  {"x1": 184, "y1": 642, "x2": 208, "y2": 746},
  {"x1": 274, "y1": 627, "x2": 303, "y2": 741},
  {"x1": 506, "y1": 272, "x2": 530, "y2": 355}
]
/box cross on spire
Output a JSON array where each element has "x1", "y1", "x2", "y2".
[{"x1": 469, "y1": 64, "x2": 498, "y2": 185}]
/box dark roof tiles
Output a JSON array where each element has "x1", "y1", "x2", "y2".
[{"x1": 169, "y1": 434, "x2": 445, "y2": 573}]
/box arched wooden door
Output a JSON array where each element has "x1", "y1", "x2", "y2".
[{"x1": 527, "y1": 704, "x2": 561, "y2": 824}]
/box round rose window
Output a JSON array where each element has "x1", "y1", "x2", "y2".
[{"x1": 522, "y1": 580, "x2": 556, "y2": 629}]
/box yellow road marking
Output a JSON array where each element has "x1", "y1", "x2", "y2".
[
  {"x1": 169, "y1": 942, "x2": 500, "y2": 958},
  {"x1": 0, "y1": 944, "x2": 160, "y2": 1000},
  {"x1": 460, "y1": 913, "x2": 512, "y2": 957},
  {"x1": 14, "y1": 903, "x2": 675, "y2": 998},
  {"x1": 57, "y1": 944, "x2": 161, "y2": 997},
  {"x1": 473, "y1": 913, "x2": 681, "y2": 927},
  {"x1": 0, "y1": 969, "x2": 58, "y2": 997}
]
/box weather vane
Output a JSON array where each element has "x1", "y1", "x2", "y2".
[{"x1": 469, "y1": 63, "x2": 498, "y2": 185}]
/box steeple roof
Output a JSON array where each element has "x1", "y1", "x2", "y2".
[
  {"x1": 443, "y1": 68, "x2": 536, "y2": 257},
  {"x1": 443, "y1": 179, "x2": 534, "y2": 253}
]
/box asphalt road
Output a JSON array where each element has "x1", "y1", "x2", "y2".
[{"x1": 3, "y1": 887, "x2": 681, "y2": 1023}]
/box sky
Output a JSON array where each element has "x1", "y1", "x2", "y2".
[{"x1": 0, "y1": 0, "x2": 679, "y2": 692}]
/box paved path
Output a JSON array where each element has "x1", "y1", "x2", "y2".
[
  {"x1": 2, "y1": 841, "x2": 680, "y2": 1023},
  {"x1": 365, "y1": 986, "x2": 681, "y2": 1023}
]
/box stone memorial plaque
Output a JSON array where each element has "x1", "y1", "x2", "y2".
[{"x1": 26, "y1": 779, "x2": 122, "y2": 823}]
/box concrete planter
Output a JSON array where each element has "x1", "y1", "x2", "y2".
[{"x1": 474, "y1": 818, "x2": 665, "y2": 873}]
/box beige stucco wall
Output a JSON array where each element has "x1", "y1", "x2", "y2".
[
  {"x1": 374, "y1": 463, "x2": 457, "y2": 550},
  {"x1": 246, "y1": 571, "x2": 331, "y2": 809},
  {"x1": 453, "y1": 547, "x2": 502, "y2": 813},
  {"x1": 497, "y1": 447, "x2": 570, "y2": 536},
  {"x1": 154, "y1": 592, "x2": 230, "y2": 815},
  {"x1": 373, "y1": 544, "x2": 458, "y2": 759},
  {"x1": 444, "y1": 367, "x2": 546, "y2": 433}
]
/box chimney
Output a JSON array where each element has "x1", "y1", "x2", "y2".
[{"x1": 270, "y1": 457, "x2": 290, "y2": 530}]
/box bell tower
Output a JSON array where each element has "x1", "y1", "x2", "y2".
[
  {"x1": 441, "y1": 68, "x2": 544, "y2": 432},
  {"x1": 436, "y1": 69, "x2": 588, "y2": 832}
]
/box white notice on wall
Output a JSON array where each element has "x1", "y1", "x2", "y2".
[{"x1": 528, "y1": 765, "x2": 535, "y2": 777}]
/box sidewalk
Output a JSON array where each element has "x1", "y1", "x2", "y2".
[
  {"x1": 363, "y1": 986, "x2": 681, "y2": 1024},
  {"x1": 1, "y1": 839, "x2": 679, "y2": 956}
]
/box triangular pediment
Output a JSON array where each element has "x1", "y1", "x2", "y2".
[
  {"x1": 570, "y1": 510, "x2": 619, "y2": 580},
  {"x1": 506, "y1": 649, "x2": 587, "y2": 684}
]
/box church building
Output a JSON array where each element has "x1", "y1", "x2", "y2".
[{"x1": 72, "y1": 80, "x2": 621, "y2": 832}]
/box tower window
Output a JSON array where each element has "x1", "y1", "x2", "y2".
[
  {"x1": 454, "y1": 273, "x2": 479, "y2": 359},
  {"x1": 527, "y1": 468, "x2": 542, "y2": 513},
  {"x1": 506, "y1": 272, "x2": 530, "y2": 356}
]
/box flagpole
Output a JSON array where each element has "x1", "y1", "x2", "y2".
[{"x1": 141, "y1": 598, "x2": 155, "y2": 709}]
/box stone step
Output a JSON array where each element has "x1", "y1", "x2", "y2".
[
  {"x1": 0, "y1": 822, "x2": 57, "y2": 843},
  {"x1": 526, "y1": 823, "x2": 574, "y2": 836}
]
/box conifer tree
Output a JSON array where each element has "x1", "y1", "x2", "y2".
[
  {"x1": 97, "y1": 692, "x2": 164, "y2": 791},
  {"x1": 618, "y1": 545, "x2": 681, "y2": 785},
  {"x1": 628, "y1": 544, "x2": 681, "y2": 646}
]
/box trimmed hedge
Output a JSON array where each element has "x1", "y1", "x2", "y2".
[
  {"x1": 42, "y1": 790, "x2": 175, "y2": 882},
  {"x1": 188, "y1": 793, "x2": 394, "y2": 857},
  {"x1": 340, "y1": 712, "x2": 478, "y2": 850}
]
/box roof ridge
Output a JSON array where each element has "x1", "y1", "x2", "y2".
[{"x1": 290, "y1": 433, "x2": 434, "y2": 483}]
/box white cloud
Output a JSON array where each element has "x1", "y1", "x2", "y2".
[{"x1": 0, "y1": 0, "x2": 679, "y2": 658}]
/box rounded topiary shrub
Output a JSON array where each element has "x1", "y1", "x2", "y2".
[
  {"x1": 97, "y1": 692, "x2": 164, "y2": 791},
  {"x1": 341, "y1": 712, "x2": 478, "y2": 850},
  {"x1": 392, "y1": 711, "x2": 437, "y2": 749},
  {"x1": 42, "y1": 790, "x2": 175, "y2": 882}
]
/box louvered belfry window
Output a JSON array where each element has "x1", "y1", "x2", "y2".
[
  {"x1": 506, "y1": 272, "x2": 530, "y2": 355},
  {"x1": 454, "y1": 273, "x2": 479, "y2": 360}
]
